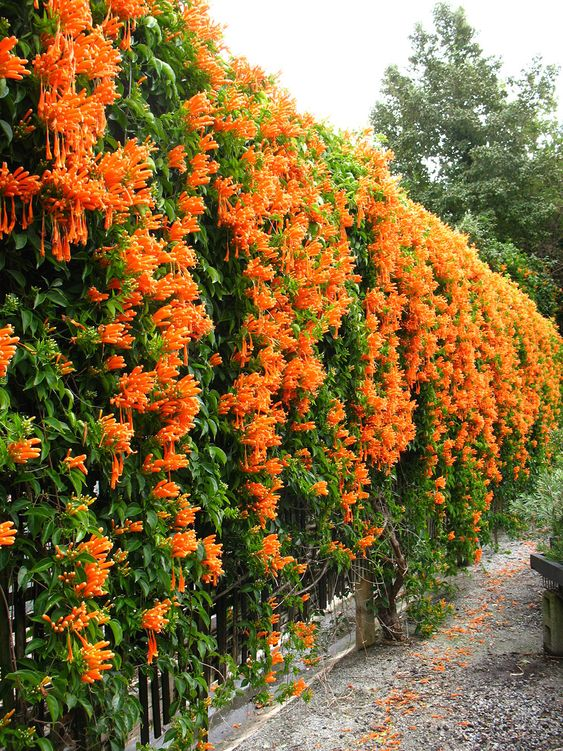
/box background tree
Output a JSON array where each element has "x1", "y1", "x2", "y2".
[{"x1": 370, "y1": 3, "x2": 562, "y2": 322}]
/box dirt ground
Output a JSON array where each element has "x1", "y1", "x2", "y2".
[{"x1": 214, "y1": 538, "x2": 563, "y2": 751}]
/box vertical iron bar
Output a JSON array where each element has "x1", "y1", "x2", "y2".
[
  {"x1": 161, "y1": 669, "x2": 171, "y2": 725},
  {"x1": 151, "y1": 669, "x2": 162, "y2": 739},
  {"x1": 139, "y1": 668, "x2": 150, "y2": 745}
]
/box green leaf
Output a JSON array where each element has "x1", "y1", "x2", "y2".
[
  {"x1": 46, "y1": 693, "x2": 60, "y2": 723},
  {"x1": 36, "y1": 739, "x2": 54, "y2": 751},
  {"x1": 24, "y1": 638, "x2": 45, "y2": 655},
  {"x1": 14, "y1": 232, "x2": 27, "y2": 250},
  {"x1": 17, "y1": 566, "x2": 29, "y2": 588},
  {"x1": 30, "y1": 558, "x2": 54, "y2": 574},
  {"x1": 66, "y1": 692, "x2": 78, "y2": 709},
  {"x1": 45, "y1": 288, "x2": 69, "y2": 306},
  {"x1": 207, "y1": 445, "x2": 227, "y2": 465},
  {"x1": 108, "y1": 620, "x2": 123, "y2": 646},
  {"x1": 0, "y1": 119, "x2": 13, "y2": 144},
  {"x1": 21, "y1": 307, "x2": 33, "y2": 332}
]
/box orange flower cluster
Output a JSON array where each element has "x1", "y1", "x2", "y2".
[
  {"x1": 0, "y1": 521, "x2": 16, "y2": 547},
  {"x1": 31, "y1": 0, "x2": 123, "y2": 259},
  {"x1": 257, "y1": 533, "x2": 296, "y2": 576},
  {"x1": 43, "y1": 532, "x2": 114, "y2": 681},
  {"x1": 293, "y1": 621, "x2": 317, "y2": 650},
  {"x1": 291, "y1": 678, "x2": 308, "y2": 697},
  {"x1": 8, "y1": 437, "x2": 41, "y2": 464},
  {"x1": 42, "y1": 602, "x2": 108, "y2": 635},
  {"x1": 80, "y1": 639, "x2": 114, "y2": 683},
  {"x1": 141, "y1": 598, "x2": 172, "y2": 664},
  {"x1": 99, "y1": 415, "x2": 134, "y2": 489},
  {"x1": 0, "y1": 37, "x2": 30, "y2": 80},
  {"x1": 214, "y1": 71, "x2": 363, "y2": 538},
  {"x1": 201, "y1": 535, "x2": 224, "y2": 586},
  {"x1": 73, "y1": 534, "x2": 113, "y2": 598},
  {"x1": 170, "y1": 529, "x2": 198, "y2": 592},
  {"x1": 0, "y1": 326, "x2": 19, "y2": 377},
  {"x1": 63, "y1": 450, "x2": 88, "y2": 475},
  {"x1": 168, "y1": 145, "x2": 187, "y2": 173},
  {"x1": 0, "y1": 164, "x2": 40, "y2": 239}
]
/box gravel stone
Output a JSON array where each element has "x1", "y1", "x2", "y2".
[{"x1": 212, "y1": 538, "x2": 563, "y2": 751}]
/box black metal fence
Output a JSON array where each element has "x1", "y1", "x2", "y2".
[{"x1": 0, "y1": 560, "x2": 355, "y2": 748}]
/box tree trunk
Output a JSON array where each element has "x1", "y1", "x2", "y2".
[
  {"x1": 377, "y1": 603, "x2": 406, "y2": 641},
  {"x1": 372, "y1": 494, "x2": 408, "y2": 641}
]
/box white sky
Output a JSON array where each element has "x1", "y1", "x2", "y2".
[{"x1": 206, "y1": 0, "x2": 563, "y2": 132}]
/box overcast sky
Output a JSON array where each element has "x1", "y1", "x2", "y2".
[{"x1": 206, "y1": 0, "x2": 563, "y2": 132}]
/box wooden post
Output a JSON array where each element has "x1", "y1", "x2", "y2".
[
  {"x1": 355, "y1": 563, "x2": 376, "y2": 650},
  {"x1": 0, "y1": 571, "x2": 14, "y2": 711}
]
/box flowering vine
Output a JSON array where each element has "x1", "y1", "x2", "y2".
[{"x1": 0, "y1": 0, "x2": 560, "y2": 749}]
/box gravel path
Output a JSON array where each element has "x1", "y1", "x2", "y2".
[{"x1": 217, "y1": 539, "x2": 563, "y2": 751}]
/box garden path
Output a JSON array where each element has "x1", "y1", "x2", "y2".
[{"x1": 214, "y1": 538, "x2": 563, "y2": 751}]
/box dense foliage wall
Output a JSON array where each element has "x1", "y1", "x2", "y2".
[{"x1": 0, "y1": 0, "x2": 561, "y2": 748}]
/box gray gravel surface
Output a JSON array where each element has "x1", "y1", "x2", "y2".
[{"x1": 216, "y1": 539, "x2": 563, "y2": 751}]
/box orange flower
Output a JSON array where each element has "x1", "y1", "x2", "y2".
[
  {"x1": 271, "y1": 648, "x2": 284, "y2": 665},
  {"x1": 0, "y1": 326, "x2": 19, "y2": 376},
  {"x1": 0, "y1": 37, "x2": 30, "y2": 80},
  {"x1": 74, "y1": 535, "x2": 113, "y2": 598},
  {"x1": 64, "y1": 450, "x2": 88, "y2": 475},
  {"x1": 42, "y1": 603, "x2": 108, "y2": 638},
  {"x1": 257, "y1": 533, "x2": 295, "y2": 576},
  {"x1": 433, "y1": 491, "x2": 446, "y2": 506},
  {"x1": 171, "y1": 530, "x2": 198, "y2": 558},
  {"x1": 8, "y1": 437, "x2": 41, "y2": 464},
  {"x1": 152, "y1": 480, "x2": 181, "y2": 499},
  {"x1": 168, "y1": 145, "x2": 187, "y2": 173},
  {"x1": 99, "y1": 415, "x2": 134, "y2": 488},
  {"x1": 0, "y1": 164, "x2": 40, "y2": 238},
  {"x1": 113, "y1": 519, "x2": 143, "y2": 535},
  {"x1": 293, "y1": 621, "x2": 317, "y2": 649},
  {"x1": 310, "y1": 481, "x2": 328, "y2": 496},
  {"x1": 141, "y1": 599, "x2": 171, "y2": 632},
  {"x1": 174, "y1": 496, "x2": 200, "y2": 528},
  {"x1": 0, "y1": 521, "x2": 16, "y2": 547},
  {"x1": 105, "y1": 355, "x2": 126, "y2": 371},
  {"x1": 326, "y1": 399, "x2": 345, "y2": 426},
  {"x1": 80, "y1": 639, "x2": 114, "y2": 683},
  {"x1": 291, "y1": 421, "x2": 316, "y2": 432},
  {"x1": 99, "y1": 322, "x2": 133, "y2": 348},
  {"x1": 201, "y1": 534, "x2": 224, "y2": 586},
  {"x1": 141, "y1": 599, "x2": 172, "y2": 664},
  {"x1": 209, "y1": 353, "x2": 222, "y2": 367},
  {"x1": 291, "y1": 678, "x2": 308, "y2": 697},
  {"x1": 88, "y1": 287, "x2": 110, "y2": 303}
]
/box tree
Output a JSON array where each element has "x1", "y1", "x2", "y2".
[{"x1": 370, "y1": 3, "x2": 562, "y2": 321}]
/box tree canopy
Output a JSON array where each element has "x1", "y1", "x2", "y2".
[{"x1": 370, "y1": 3, "x2": 562, "y2": 320}]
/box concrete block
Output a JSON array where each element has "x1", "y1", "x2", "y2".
[{"x1": 542, "y1": 589, "x2": 563, "y2": 656}]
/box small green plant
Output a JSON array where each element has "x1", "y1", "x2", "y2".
[{"x1": 510, "y1": 429, "x2": 563, "y2": 561}]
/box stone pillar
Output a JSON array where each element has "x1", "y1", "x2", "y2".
[
  {"x1": 355, "y1": 563, "x2": 376, "y2": 650},
  {"x1": 542, "y1": 589, "x2": 563, "y2": 656}
]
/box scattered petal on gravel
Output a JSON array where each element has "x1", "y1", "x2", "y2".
[{"x1": 216, "y1": 538, "x2": 563, "y2": 751}]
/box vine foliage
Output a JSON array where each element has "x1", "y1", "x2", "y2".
[{"x1": 0, "y1": 0, "x2": 561, "y2": 748}]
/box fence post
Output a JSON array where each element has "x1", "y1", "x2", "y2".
[
  {"x1": 0, "y1": 571, "x2": 14, "y2": 711},
  {"x1": 355, "y1": 560, "x2": 376, "y2": 650}
]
